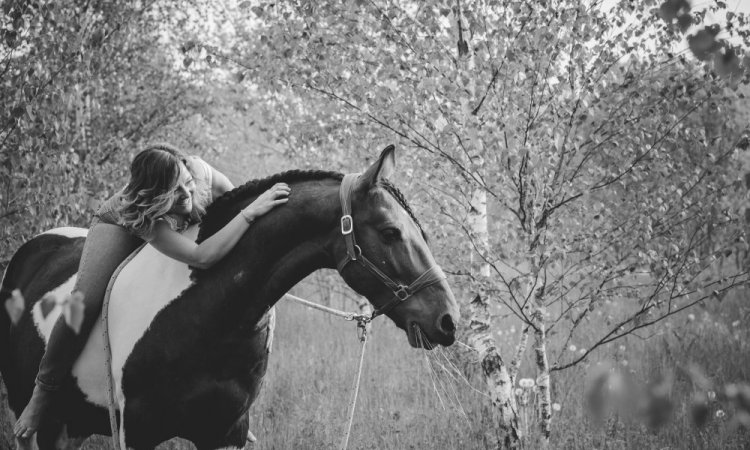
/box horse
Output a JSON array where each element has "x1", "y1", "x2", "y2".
[{"x1": 0, "y1": 146, "x2": 459, "y2": 449}]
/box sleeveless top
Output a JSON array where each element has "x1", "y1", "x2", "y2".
[{"x1": 94, "y1": 156, "x2": 214, "y2": 240}]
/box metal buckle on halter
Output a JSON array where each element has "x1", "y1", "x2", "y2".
[
  {"x1": 341, "y1": 215, "x2": 354, "y2": 235},
  {"x1": 395, "y1": 285, "x2": 410, "y2": 301}
]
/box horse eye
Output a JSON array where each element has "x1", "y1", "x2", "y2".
[{"x1": 381, "y1": 228, "x2": 401, "y2": 242}]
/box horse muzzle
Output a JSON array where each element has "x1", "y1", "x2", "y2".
[{"x1": 407, "y1": 311, "x2": 457, "y2": 349}]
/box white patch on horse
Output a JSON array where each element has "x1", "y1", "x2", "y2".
[
  {"x1": 72, "y1": 226, "x2": 197, "y2": 407},
  {"x1": 40, "y1": 227, "x2": 88, "y2": 239},
  {"x1": 31, "y1": 275, "x2": 77, "y2": 344}
]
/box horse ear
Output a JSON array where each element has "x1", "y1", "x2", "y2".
[{"x1": 359, "y1": 145, "x2": 396, "y2": 188}]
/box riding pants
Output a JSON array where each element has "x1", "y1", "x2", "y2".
[{"x1": 35, "y1": 217, "x2": 143, "y2": 390}]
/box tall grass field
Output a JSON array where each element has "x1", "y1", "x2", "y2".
[
  {"x1": 2, "y1": 281, "x2": 746, "y2": 449},
  {"x1": 0, "y1": 282, "x2": 748, "y2": 450}
]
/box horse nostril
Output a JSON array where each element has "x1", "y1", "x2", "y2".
[{"x1": 439, "y1": 313, "x2": 456, "y2": 334}]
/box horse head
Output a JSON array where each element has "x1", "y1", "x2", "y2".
[{"x1": 332, "y1": 146, "x2": 459, "y2": 348}]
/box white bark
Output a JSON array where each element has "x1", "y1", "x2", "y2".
[
  {"x1": 469, "y1": 294, "x2": 521, "y2": 448},
  {"x1": 509, "y1": 326, "x2": 530, "y2": 385},
  {"x1": 468, "y1": 188, "x2": 490, "y2": 277},
  {"x1": 467, "y1": 178, "x2": 520, "y2": 447},
  {"x1": 531, "y1": 306, "x2": 551, "y2": 444},
  {"x1": 522, "y1": 216, "x2": 553, "y2": 444},
  {"x1": 457, "y1": 14, "x2": 518, "y2": 438}
]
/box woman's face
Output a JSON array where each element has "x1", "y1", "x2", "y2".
[{"x1": 168, "y1": 163, "x2": 196, "y2": 216}]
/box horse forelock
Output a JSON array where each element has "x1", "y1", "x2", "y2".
[{"x1": 196, "y1": 170, "x2": 344, "y2": 244}]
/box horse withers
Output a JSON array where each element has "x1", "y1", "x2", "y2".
[{"x1": 0, "y1": 146, "x2": 459, "y2": 449}]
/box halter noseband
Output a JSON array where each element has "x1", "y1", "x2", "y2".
[{"x1": 336, "y1": 173, "x2": 446, "y2": 319}]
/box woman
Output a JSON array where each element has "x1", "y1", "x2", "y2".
[{"x1": 14, "y1": 143, "x2": 290, "y2": 440}]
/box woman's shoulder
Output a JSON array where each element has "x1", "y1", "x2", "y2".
[
  {"x1": 185, "y1": 155, "x2": 214, "y2": 205},
  {"x1": 186, "y1": 155, "x2": 211, "y2": 175}
]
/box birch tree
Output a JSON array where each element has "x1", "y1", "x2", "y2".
[{"x1": 465, "y1": 153, "x2": 521, "y2": 445}]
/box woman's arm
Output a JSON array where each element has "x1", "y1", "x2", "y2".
[{"x1": 148, "y1": 183, "x2": 290, "y2": 269}]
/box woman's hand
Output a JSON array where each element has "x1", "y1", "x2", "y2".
[{"x1": 242, "y1": 183, "x2": 291, "y2": 220}]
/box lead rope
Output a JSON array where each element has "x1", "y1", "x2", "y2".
[
  {"x1": 283, "y1": 294, "x2": 371, "y2": 450},
  {"x1": 284, "y1": 293, "x2": 371, "y2": 322},
  {"x1": 340, "y1": 320, "x2": 368, "y2": 450},
  {"x1": 103, "y1": 243, "x2": 146, "y2": 450}
]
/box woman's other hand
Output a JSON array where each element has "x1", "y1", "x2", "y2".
[{"x1": 242, "y1": 183, "x2": 291, "y2": 220}]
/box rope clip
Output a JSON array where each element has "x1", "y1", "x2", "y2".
[
  {"x1": 345, "y1": 313, "x2": 371, "y2": 324},
  {"x1": 356, "y1": 320, "x2": 368, "y2": 342},
  {"x1": 343, "y1": 313, "x2": 370, "y2": 342}
]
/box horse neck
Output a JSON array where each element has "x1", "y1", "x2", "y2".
[{"x1": 202, "y1": 177, "x2": 341, "y2": 321}]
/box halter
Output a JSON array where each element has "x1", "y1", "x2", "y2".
[{"x1": 336, "y1": 173, "x2": 446, "y2": 320}]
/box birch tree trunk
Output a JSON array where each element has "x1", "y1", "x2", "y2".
[
  {"x1": 469, "y1": 295, "x2": 521, "y2": 448},
  {"x1": 517, "y1": 145, "x2": 552, "y2": 442},
  {"x1": 522, "y1": 167, "x2": 552, "y2": 445},
  {"x1": 531, "y1": 306, "x2": 551, "y2": 444},
  {"x1": 509, "y1": 327, "x2": 530, "y2": 385},
  {"x1": 455, "y1": 2, "x2": 520, "y2": 443},
  {"x1": 466, "y1": 178, "x2": 521, "y2": 447},
  {"x1": 527, "y1": 234, "x2": 552, "y2": 444}
]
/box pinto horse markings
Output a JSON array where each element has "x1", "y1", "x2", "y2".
[{"x1": 0, "y1": 147, "x2": 459, "y2": 449}]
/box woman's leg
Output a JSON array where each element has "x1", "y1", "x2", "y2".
[{"x1": 14, "y1": 220, "x2": 143, "y2": 439}]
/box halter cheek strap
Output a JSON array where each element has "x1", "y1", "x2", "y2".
[
  {"x1": 337, "y1": 173, "x2": 359, "y2": 271},
  {"x1": 336, "y1": 173, "x2": 447, "y2": 320}
]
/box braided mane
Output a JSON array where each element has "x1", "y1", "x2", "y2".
[
  {"x1": 378, "y1": 179, "x2": 425, "y2": 238},
  {"x1": 196, "y1": 170, "x2": 344, "y2": 243}
]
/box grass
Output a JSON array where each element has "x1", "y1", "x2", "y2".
[
  {"x1": 1, "y1": 282, "x2": 748, "y2": 449},
  {"x1": 246, "y1": 283, "x2": 750, "y2": 450},
  {"x1": 247, "y1": 297, "x2": 490, "y2": 450}
]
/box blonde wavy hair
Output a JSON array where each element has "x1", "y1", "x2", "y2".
[{"x1": 118, "y1": 143, "x2": 208, "y2": 238}]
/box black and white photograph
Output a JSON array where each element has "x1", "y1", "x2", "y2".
[{"x1": 1, "y1": 0, "x2": 749, "y2": 448}]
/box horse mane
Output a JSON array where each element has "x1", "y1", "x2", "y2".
[
  {"x1": 196, "y1": 170, "x2": 425, "y2": 244},
  {"x1": 196, "y1": 170, "x2": 344, "y2": 244}
]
